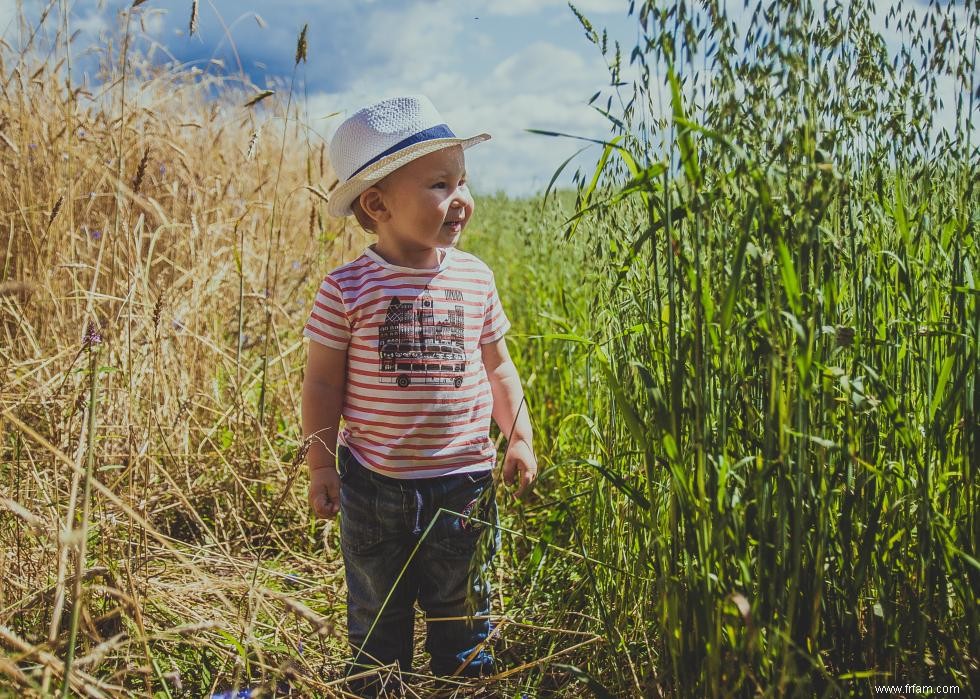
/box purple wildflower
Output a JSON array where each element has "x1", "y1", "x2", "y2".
[
  {"x1": 210, "y1": 689, "x2": 255, "y2": 699},
  {"x1": 82, "y1": 321, "x2": 103, "y2": 348},
  {"x1": 90, "y1": 229, "x2": 102, "y2": 241}
]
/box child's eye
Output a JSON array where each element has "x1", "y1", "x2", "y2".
[{"x1": 433, "y1": 182, "x2": 446, "y2": 189}]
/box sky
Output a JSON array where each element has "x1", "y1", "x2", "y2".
[
  {"x1": 1, "y1": 0, "x2": 643, "y2": 197},
  {"x1": 1, "y1": 1, "x2": 974, "y2": 197}
]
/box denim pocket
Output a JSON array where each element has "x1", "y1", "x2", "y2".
[
  {"x1": 465, "y1": 469, "x2": 494, "y2": 485},
  {"x1": 338, "y1": 450, "x2": 382, "y2": 554},
  {"x1": 336, "y1": 445, "x2": 355, "y2": 482},
  {"x1": 430, "y1": 475, "x2": 497, "y2": 558}
]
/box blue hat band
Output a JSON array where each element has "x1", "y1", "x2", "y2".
[{"x1": 349, "y1": 123, "x2": 456, "y2": 179}]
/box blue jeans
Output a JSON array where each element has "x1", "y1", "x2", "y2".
[{"x1": 337, "y1": 445, "x2": 499, "y2": 687}]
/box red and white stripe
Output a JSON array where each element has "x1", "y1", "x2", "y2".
[{"x1": 303, "y1": 246, "x2": 509, "y2": 478}]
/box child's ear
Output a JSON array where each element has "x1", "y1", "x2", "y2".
[
  {"x1": 350, "y1": 196, "x2": 375, "y2": 231},
  {"x1": 357, "y1": 187, "x2": 389, "y2": 225}
]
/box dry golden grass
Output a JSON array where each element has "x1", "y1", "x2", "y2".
[
  {"x1": 0, "y1": 16, "x2": 585, "y2": 696},
  {"x1": 0, "y1": 20, "x2": 384, "y2": 696}
]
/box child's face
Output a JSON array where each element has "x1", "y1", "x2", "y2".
[{"x1": 367, "y1": 145, "x2": 474, "y2": 251}]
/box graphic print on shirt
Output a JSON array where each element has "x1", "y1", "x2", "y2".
[{"x1": 378, "y1": 290, "x2": 466, "y2": 388}]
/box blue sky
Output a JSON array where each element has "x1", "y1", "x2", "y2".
[
  {"x1": 1, "y1": 0, "x2": 642, "y2": 197},
  {"x1": 1, "y1": 1, "x2": 972, "y2": 196}
]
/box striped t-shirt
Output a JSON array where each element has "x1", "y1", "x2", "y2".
[{"x1": 303, "y1": 245, "x2": 510, "y2": 479}]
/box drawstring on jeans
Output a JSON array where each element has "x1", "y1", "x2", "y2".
[{"x1": 412, "y1": 487, "x2": 423, "y2": 535}]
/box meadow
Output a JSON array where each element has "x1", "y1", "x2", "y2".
[{"x1": 0, "y1": 0, "x2": 977, "y2": 697}]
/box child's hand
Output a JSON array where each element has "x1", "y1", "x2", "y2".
[
  {"x1": 502, "y1": 439, "x2": 537, "y2": 500},
  {"x1": 309, "y1": 466, "x2": 341, "y2": 519}
]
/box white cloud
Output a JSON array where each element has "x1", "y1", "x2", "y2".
[
  {"x1": 487, "y1": 0, "x2": 626, "y2": 17},
  {"x1": 0, "y1": 1, "x2": 20, "y2": 39},
  {"x1": 359, "y1": 2, "x2": 466, "y2": 83},
  {"x1": 138, "y1": 8, "x2": 167, "y2": 37},
  {"x1": 490, "y1": 41, "x2": 592, "y2": 90},
  {"x1": 294, "y1": 0, "x2": 635, "y2": 196},
  {"x1": 306, "y1": 30, "x2": 616, "y2": 196},
  {"x1": 73, "y1": 10, "x2": 110, "y2": 38}
]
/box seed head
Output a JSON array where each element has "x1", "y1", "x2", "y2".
[
  {"x1": 48, "y1": 195, "x2": 64, "y2": 228},
  {"x1": 295, "y1": 24, "x2": 308, "y2": 65},
  {"x1": 163, "y1": 667, "x2": 182, "y2": 693},
  {"x1": 152, "y1": 293, "x2": 164, "y2": 329},
  {"x1": 133, "y1": 146, "x2": 150, "y2": 194},
  {"x1": 189, "y1": 0, "x2": 199, "y2": 37},
  {"x1": 246, "y1": 130, "x2": 260, "y2": 161}
]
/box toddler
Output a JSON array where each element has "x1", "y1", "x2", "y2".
[{"x1": 301, "y1": 95, "x2": 537, "y2": 694}]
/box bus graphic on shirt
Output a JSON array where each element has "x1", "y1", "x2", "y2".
[{"x1": 378, "y1": 292, "x2": 466, "y2": 388}]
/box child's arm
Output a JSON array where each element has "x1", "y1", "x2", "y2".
[
  {"x1": 302, "y1": 341, "x2": 347, "y2": 519},
  {"x1": 481, "y1": 338, "x2": 537, "y2": 498}
]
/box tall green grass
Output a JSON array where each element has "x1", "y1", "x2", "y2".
[{"x1": 468, "y1": 0, "x2": 977, "y2": 695}]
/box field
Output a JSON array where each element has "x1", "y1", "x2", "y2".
[{"x1": 0, "y1": 1, "x2": 977, "y2": 697}]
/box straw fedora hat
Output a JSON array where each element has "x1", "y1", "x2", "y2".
[{"x1": 326, "y1": 95, "x2": 491, "y2": 218}]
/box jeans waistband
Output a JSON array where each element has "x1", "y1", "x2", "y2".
[{"x1": 337, "y1": 444, "x2": 492, "y2": 486}]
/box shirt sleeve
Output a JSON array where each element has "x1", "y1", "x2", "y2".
[
  {"x1": 479, "y1": 272, "x2": 511, "y2": 345},
  {"x1": 303, "y1": 276, "x2": 352, "y2": 349}
]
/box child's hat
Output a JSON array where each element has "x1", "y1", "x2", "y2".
[{"x1": 327, "y1": 95, "x2": 490, "y2": 218}]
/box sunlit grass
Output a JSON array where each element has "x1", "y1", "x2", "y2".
[
  {"x1": 471, "y1": 0, "x2": 977, "y2": 696},
  {"x1": 1, "y1": 0, "x2": 977, "y2": 697}
]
